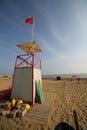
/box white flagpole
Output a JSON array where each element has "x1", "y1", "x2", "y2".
[{"x1": 32, "y1": 17, "x2": 34, "y2": 42}]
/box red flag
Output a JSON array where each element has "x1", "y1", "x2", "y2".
[{"x1": 25, "y1": 17, "x2": 33, "y2": 24}]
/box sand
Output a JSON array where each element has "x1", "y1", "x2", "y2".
[{"x1": 0, "y1": 77, "x2": 87, "y2": 130}]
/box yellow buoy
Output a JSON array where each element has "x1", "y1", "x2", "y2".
[
  {"x1": 11, "y1": 98, "x2": 16, "y2": 106},
  {"x1": 25, "y1": 104, "x2": 30, "y2": 109},
  {"x1": 16, "y1": 103, "x2": 22, "y2": 109},
  {"x1": 17, "y1": 99, "x2": 23, "y2": 104}
]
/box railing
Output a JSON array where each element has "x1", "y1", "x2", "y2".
[{"x1": 15, "y1": 53, "x2": 41, "y2": 69}]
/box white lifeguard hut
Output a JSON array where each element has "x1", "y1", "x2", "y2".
[{"x1": 11, "y1": 41, "x2": 44, "y2": 106}]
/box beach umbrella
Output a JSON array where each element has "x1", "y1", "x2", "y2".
[{"x1": 72, "y1": 75, "x2": 78, "y2": 78}]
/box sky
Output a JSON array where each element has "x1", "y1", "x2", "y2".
[{"x1": 0, "y1": 0, "x2": 87, "y2": 75}]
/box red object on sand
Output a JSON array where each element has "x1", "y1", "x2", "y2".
[
  {"x1": 0, "y1": 88, "x2": 12, "y2": 100},
  {"x1": 6, "y1": 106, "x2": 12, "y2": 111}
]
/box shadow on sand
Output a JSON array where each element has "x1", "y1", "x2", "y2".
[{"x1": 55, "y1": 122, "x2": 75, "y2": 130}]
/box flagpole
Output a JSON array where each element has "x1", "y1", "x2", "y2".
[{"x1": 32, "y1": 17, "x2": 34, "y2": 42}]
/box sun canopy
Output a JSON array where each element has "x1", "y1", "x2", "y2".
[{"x1": 17, "y1": 41, "x2": 42, "y2": 54}]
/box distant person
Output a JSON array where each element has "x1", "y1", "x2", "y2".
[{"x1": 77, "y1": 77, "x2": 80, "y2": 84}]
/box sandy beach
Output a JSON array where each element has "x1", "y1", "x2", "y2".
[{"x1": 0, "y1": 77, "x2": 87, "y2": 130}]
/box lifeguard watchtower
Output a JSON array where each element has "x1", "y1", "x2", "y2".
[{"x1": 11, "y1": 41, "x2": 44, "y2": 106}]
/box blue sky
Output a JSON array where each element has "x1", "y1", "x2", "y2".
[{"x1": 0, "y1": 0, "x2": 87, "y2": 75}]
